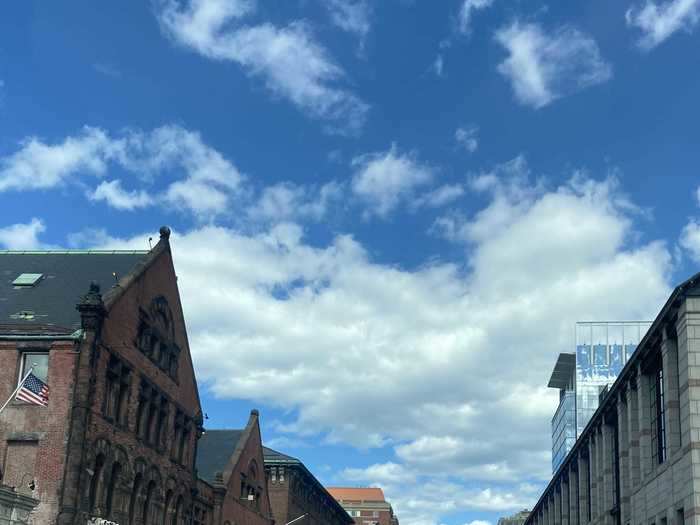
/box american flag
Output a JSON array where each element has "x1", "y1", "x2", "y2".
[{"x1": 16, "y1": 372, "x2": 49, "y2": 407}]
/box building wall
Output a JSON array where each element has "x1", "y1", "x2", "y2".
[
  {"x1": 526, "y1": 291, "x2": 700, "y2": 525},
  {"x1": 335, "y1": 501, "x2": 396, "y2": 525},
  {"x1": 217, "y1": 415, "x2": 273, "y2": 525},
  {"x1": 266, "y1": 465, "x2": 351, "y2": 525},
  {"x1": 0, "y1": 339, "x2": 79, "y2": 524}
]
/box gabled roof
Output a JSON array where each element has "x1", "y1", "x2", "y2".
[
  {"x1": 196, "y1": 429, "x2": 244, "y2": 484},
  {"x1": 327, "y1": 487, "x2": 386, "y2": 503},
  {"x1": 262, "y1": 446, "x2": 300, "y2": 464},
  {"x1": 0, "y1": 250, "x2": 149, "y2": 333}
]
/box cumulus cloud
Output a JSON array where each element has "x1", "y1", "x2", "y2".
[
  {"x1": 413, "y1": 184, "x2": 465, "y2": 208},
  {"x1": 89, "y1": 180, "x2": 154, "y2": 210},
  {"x1": 626, "y1": 0, "x2": 700, "y2": 49},
  {"x1": 80, "y1": 161, "x2": 673, "y2": 523},
  {"x1": 0, "y1": 125, "x2": 244, "y2": 219},
  {"x1": 680, "y1": 219, "x2": 700, "y2": 263},
  {"x1": 246, "y1": 180, "x2": 342, "y2": 223},
  {"x1": 0, "y1": 218, "x2": 47, "y2": 250},
  {"x1": 157, "y1": 0, "x2": 368, "y2": 133},
  {"x1": 351, "y1": 145, "x2": 435, "y2": 218},
  {"x1": 0, "y1": 127, "x2": 122, "y2": 192},
  {"x1": 324, "y1": 0, "x2": 372, "y2": 42},
  {"x1": 495, "y1": 21, "x2": 612, "y2": 109},
  {"x1": 455, "y1": 126, "x2": 479, "y2": 153},
  {"x1": 458, "y1": 0, "x2": 494, "y2": 34}
]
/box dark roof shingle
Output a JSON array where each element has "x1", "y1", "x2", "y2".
[
  {"x1": 196, "y1": 429, "x2": 244, "y2": 483},
  {"x1": 0, "y1": 251, "x2": 148, "y2": 333}
]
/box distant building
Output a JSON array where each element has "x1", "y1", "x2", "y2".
[
  {"x1": 326, "y1": 487, "x2": 399, "y2": 525},
  {"x1": 525, "y1": 272, "x2": 700, "y2": 525},
  {"x1": 497, "y1": 509, "x2": 530, "y2": 525},
  {"x1": 263, "y1": 447, "x2": 352, "y2": 525},
  {"x1": 548, "y1": 321, "x2": 651, "y2": 472}
]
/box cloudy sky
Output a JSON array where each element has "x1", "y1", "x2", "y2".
[{"x1": 2, "y1": 1, "x2": 700, "y2": 524}]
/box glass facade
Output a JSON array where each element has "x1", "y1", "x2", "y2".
[
  {"x1": 550, "y1": 321, "x2": 652, "y2": 472},
  {"x1": 551, "y1": 390, "x2": 576, "y2": 472}
]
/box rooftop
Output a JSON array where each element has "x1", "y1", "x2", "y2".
[
  {"x1": 326, "y1": 487, "x2": 386, "y2": 503},
  {"x1": 196, "y1": 429, "x2": 244, "y2": 484},
  {"x1": 0, "y1": 251, "x2": 149, "y2": 333},
  {"x1": 547, "y1": 352, "x2": 576, "y2": 389}
]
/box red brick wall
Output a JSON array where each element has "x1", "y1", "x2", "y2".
[
  {"x1": 218, "y1": 415, "x2": 273, "y2": 525},
  {"x1": 0, "y1": 339, "x2": 80, "y2": 524}
]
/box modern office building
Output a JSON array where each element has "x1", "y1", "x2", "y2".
[
  {"x1": 525, "y1": 271, "x2": 700, "y2": 525},
  {"x1": 548, "y1": 322, "x2": 651, "y2": 472},
  {"x1": 326, "y1": 487, "x2": 399, "y2": 525}
]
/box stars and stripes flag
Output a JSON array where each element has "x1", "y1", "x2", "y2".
[{"x1": 16, "y1": 372, "x2": 49, "y2": 407}]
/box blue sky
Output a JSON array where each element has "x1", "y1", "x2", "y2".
[{"x1": 2, "y1": 1, "x2": 700, "y2": 524}]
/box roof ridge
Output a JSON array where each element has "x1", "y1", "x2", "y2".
[{"x1": 0, "y1": 250, "x2": 149, "y2": 255}]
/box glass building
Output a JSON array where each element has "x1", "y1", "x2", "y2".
[{"x1": 548, "y1": 321, "x2": 651, "y2": 473}]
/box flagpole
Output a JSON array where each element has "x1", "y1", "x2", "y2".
[{"x1": 0, "y1": 367, "x2": 33, "y2": 416}]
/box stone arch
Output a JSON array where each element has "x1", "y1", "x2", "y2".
[
  {"x1": 83, "y1": 437, "x2": 112, "y2": 516},
  {"x1": 104, "y1": 445, "x2": 130, "y2": 521}
]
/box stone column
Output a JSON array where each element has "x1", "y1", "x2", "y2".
[
  {"x1": 553, "y1": 487, "x2": 560, "y2": 525},
  {"x1": 561, "y1": 476, "x2": 569, "y2": 525},
  {"x1": 626, "y1": 375, "x2": 641, "y2": 492},
  {"x1": 578, "y1": 448, "x2": 590, "y2": 525},
  {"x1": 569, "y1": 461, "x2": 579, "y2": 525},
  {"x1": 590, "y1": 436, "x2": 598, "y2": 523},
  {"x1": 617, "y1": 391, "x2": 630, "y2": 523},
  {"x1": 637, "y1": 362, "x2": 652, "y2": 483},
  {"x1": 661, "y1": 325, "x2": 681, "y2": 458},
  {"x1": 600, "y1": 423, "x2": 613, "y2": 525}
]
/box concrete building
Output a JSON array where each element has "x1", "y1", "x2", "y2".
[
  {"x1": 327, "y1": 487, "x2": 399, "y2": 525},
  {"x1": 263, "y1": 446, "x2": 352, "y2": 525},
  {"x1": 0, "y1": 227, "x2": 273, "y2": 525},
  {"x1": 497, "y1": 510, "x2": 531, "y2": 525},
  {"x1": 525, "y1": 271, "x2": 700, "y2": 525},
  {"x1": 549, "y1": 322, "x2": 651, "y2": 472}
]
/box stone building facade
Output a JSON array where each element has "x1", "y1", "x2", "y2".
[
  {"x1": 263, "y1": 447, "x2": 352, "y2": 525},
  {"x1": 326, "y1": 488, "x2": 399, "y2": 525},
  {"x1": 524, "y1": 271, "x2": 700, "y2": 525},
  {"x1": 0, "y1": 227, "x2": 273, "y2": 525}
]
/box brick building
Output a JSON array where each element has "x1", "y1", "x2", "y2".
[
  {"x1": 195, "y1": 415, "x2": 274, "y2": 525},
  {"x1": 263, "y1": 447, "x2": 352, "y2": 525},
  {"x1": 326, "y1": 488, "x2": 399, "y2": 525},
  {"x1": 0, "y1": 227, "x2": 272, "y2": 525},
  {"x1": 524, "y1": 271, "x2": 700, "y2": 525}
]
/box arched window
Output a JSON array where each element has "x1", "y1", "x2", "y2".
[
  {"x1": 105, "y1": 462, "x2": 121, "y2": 518},
  {"x1": 129, "y1": 473, "x2": 143, "y2": 525},
  {"x1": 142, "y1": 480, "x2": 156, "y2": 524},
  {"x1": 89, "y1": 454, "x2": 105, "y2": 512},
  {"x1": 163, "y1": 489, "x2": 173, "y2": 525},
  {"x1": 172, "y1": 495, "x2": 183, "y2": 525}
]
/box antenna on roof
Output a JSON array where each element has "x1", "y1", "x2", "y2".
[{"x1": 148, "y1": 237, "x2": 153, "y2": 249}]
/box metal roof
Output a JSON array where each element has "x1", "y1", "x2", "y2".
[
  {"x1": 547, "y1": 352, "x2": 576, "y2": 389},
  {"x1": 196, "y1": 429, "x2": 244, "y2": 484}
]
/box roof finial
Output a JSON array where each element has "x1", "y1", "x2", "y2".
[{"x1": 159, "y1": 225, "x2": 171, "y2": 240}]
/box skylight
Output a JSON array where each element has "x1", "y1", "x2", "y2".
[{"x1": 12, "y1": 273, "x2": 43, "y2": 286}]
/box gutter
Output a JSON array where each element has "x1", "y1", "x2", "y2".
[{"x1": 0, "y1": 329, "x2": 84, "y2": 341}]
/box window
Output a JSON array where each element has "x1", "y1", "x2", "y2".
[
  {"x1": 650, "y1": 357, "x2": 667, "y2": 465},
  {"x1": 104, "y1": 355, "x2": 131, "y2": 425},
  {"x1": 88, "y1": 454, "x2": 105, "y2": 512},
  {"x1": 105, "y1": 462, "x2": 121, "y2": 519},
  {"x1": 19, "y1": 352, "x2": 49, "y2": 384}
]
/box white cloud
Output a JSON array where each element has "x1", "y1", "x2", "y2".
[
  {"x1": 157, "y1": 0, "x2": 368, "y2": 133},
  {"x1": 495, "y1": 21, "x2": 612, "y2": 109},
  {"x1": 324, "y1": 0, "x2": 371, "y2": 41},
  {"x1": 0, "y1": 218, "x2": 47, "y2": 250},
  {"x1": 626, "y1": 0, "x2": 700, "y2": 49},
  {"x1": 680, "y1": 219, "x2": 700, "y2": 263},
  {"x1": 433, "y1": 54, "x2": 445, "y2": 77},
  {"x1": 0, "y1": 125, "x2": 245, "y2": 219},
  {"x1": 82, "y1": 162, "x2": 673, "y2": 523},
  {"x1": 247, "y1": 181, "x2": 342, "y2": 223},
  {"x1": 0, "y1": 127, "x2": 122, "y2": 192},
  {"x1": 455, "y1": 126, "x2": 479, "y2": 153},
  {"x1": 89, "y1": 180, "x2": 154, "y2": 210},
  {"x1": 351, "y1": 145, "x2": 435, "y2": 218},
  {"x1": 466, "y1": 521, "x2": 492, "y2": 525},
  {"x1": 458, "y1": 0, "x2": 494, "y2": 34},
  {"x1": 413, "y1": 184, "x2": 465, "y2": 208}
]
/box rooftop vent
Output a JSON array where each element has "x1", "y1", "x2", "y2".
[{"x1": 12, "y1": 273, "x2": 43, "y2": 287}]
